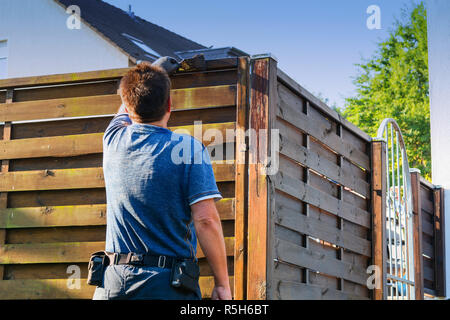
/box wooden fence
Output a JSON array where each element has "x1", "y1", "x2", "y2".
[
  {"x1": 0, "y1": 58, "x2": 243, "y2": 299},
  {"x1": 0, "y1": 55, "x2": 445, "y2": 300},
  {"x1": 411, "y1": 170, "x2": 446, "y2": 298}
]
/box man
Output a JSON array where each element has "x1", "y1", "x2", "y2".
[{"x1": 93, "y1": 62, "x2": 231, "y2": 300}]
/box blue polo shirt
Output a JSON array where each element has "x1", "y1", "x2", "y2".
[{"x1": 103, "y1": 114, "x2": 222, "y2": 259}]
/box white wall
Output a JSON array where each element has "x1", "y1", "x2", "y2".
[
  {"x1": 0, "y1": 0, "x2": 129, "y2": 79},
  {"x1": 427, "y1": 0, "x2": 450, "y2": 298}
]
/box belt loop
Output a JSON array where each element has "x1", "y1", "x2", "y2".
[
  {"x1": 158, "y1": 255, "x2": 166, "y2": 268},
  {"x1": 114, "y1": 253, "x2": 119, "y2": 265}
]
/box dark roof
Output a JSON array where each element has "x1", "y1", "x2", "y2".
[{"x1": 55, "y1": 0, "x2": 206, "y2": 62}]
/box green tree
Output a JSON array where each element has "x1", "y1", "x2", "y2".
[{"x1": 341, "y1": 2, "x2": 430, "y2": 178}]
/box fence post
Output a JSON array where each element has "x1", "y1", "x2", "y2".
[
  {"x1": 410, "y1": 169, "x2": 424, "y2": 299},
  {"x1": 434, "y1": 187, "x2": 446, "y2": 297},
  {"x1": 371, "y1": 140, "x2": 387, "y2": 300},
  {"x1": 246, "y1": 55, "x2": 277, "y2": 300}
]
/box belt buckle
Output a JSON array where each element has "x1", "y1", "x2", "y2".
[
  {"x1": 158, "y1": 256, "x2": 166, "y2": 268},
  {"x1": 130, "y1": 254, "x2": 144, "y2": 266}
]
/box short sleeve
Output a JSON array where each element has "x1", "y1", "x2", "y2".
[
  {"x1": 186, "y1": 142, "x2": 222, "y2": 206},
  {"x1": 103, "y1": 113, "x2": 131, "y2": 146}
]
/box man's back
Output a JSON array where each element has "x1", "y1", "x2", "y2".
[{"x1": 103, "y1": 114, "x2": 221, "y2": 259}]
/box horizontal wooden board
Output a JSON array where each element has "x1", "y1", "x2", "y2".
[
  {"x1": 274, "y1": 170, "x2": 371, "y2": 228},
  {"x1": 277, "y1": 280, "x2": 369, "y2": 300},
  {"x1": 0, "y1": 199, "x2": 235, "y2": 228},
  {"x1": 0, "y1": 85, "x2": 237, "y2": 122},
  {"x1": 0, "y1": 162, "x2": 235, "y2": 192},
  {"x1": 276, "y1": 87, "x2": 370, "y2": 169},
  {"x1": 0, "y1": 122, "x2": 236, "y2": 160},
  {"x1": 275, "y1": 238, "x2": 368, "y2": 285},
  {"x1": 276, "y1": 205, "x2": 371, "y2": 257},
  {"x1": 278, "y1": 124, "x2": 370, "y2": 197},
  {"x1": 0, "y1": 238, "x2": 235, "y2": 264},
  {"x1": 0, "y1": 276, "x2": 233, "y2": 299}
]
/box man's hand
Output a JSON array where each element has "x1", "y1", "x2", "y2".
[
  {"x1": 191, "y1": 199, "x2": 231, "y2": 300},
  {"x1": 211, "y1": 285, "x2": 232, "y2": 300}
]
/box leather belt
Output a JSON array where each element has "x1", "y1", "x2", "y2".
[{"x1": 105, "y1": 252, "x2": 176, "y2": 269}]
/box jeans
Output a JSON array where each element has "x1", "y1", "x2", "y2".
[{"x1": 92, "y1": 264, "x2": 202, "y2": 300}]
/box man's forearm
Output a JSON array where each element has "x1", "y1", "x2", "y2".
[{"x1": 195, "y1": 218, "x2": 229, "y2": 287}]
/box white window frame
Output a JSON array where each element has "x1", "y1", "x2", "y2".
[{"x1": 0, "y1": 39, "x2": 8, "y2": 79}]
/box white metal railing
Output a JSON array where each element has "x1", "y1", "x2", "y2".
[{"x1": 376, "y1": 118, "x2": 415, "y2": 300}]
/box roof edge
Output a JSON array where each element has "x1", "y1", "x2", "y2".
[{"x1": 53, "y1": 0, "x2": 137, "y2": 64}]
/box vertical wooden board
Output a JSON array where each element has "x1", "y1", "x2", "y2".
[
  {"x1": 371, "y1": 141, "x2": 387, "y2": 300},
  {"x1": 433, "y1": 188, "x2": 446, "y2": 297},
  {"x1": 247, "y1": 57, "x2": 277, "y2": 300},
  {"x1": 233, "y1": 57, "x2": 249, "y2": 300},
  {"x1": 411, "y1": 171, "x2": 424, "y2": 299}
]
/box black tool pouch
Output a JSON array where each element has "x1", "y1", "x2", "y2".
[
  {"x1": 170, "y1": 260, "x2": 200, "y2": 293},
  {"x1": 87, "y1": 251, "x2": 109, "y2": 286}
]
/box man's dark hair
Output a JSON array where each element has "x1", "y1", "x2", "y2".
[{"x1": 119, "y1": 62, "x2": 171, "y2": 122}]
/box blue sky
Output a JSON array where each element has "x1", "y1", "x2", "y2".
[{"x1": 105, "y1": 0, "x2": 420, "y2": 108}]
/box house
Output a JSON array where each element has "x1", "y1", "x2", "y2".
[{"x1": 0, "y1": 0, "x2": 209, "y2": 79}]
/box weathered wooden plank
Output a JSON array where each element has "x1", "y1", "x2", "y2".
[
  {"x1": 276, "y1": 85, "x2": 370, "y2": 169},
  {"x1": 278, "y1": 123, "x2": 370, "y2": 197},
  {"x1": 411, "y1": 171, "x2": 424, "y2": 299},
  {"x1": 246, "y1": 57, "x2": 276, "y2": 300},
  {"x1": 433, "y1": 187, "x2": 446, "y2": 297},
  {"x1": 0, "y1": 122, "x2": 236, "y2": 160},
  {"x1": 277, "y1": 280, "x2": 369, "y2": 300},
  {"x1": 371, "y1": 141, "x2": 387, "y2": 300},
  {"x1": 0, "y1": 276, "x2": 233, "y2": 299},
  {"x1": 0, "y1": 85, "x2": 237, "y2": 122},
  {"x1": 274, "y1": 170, "x2": 371, "y2": 228},
  {"x1": 0, "y1": 199, "x2": 234, "y2": 229},
  {"x1": 0, "y1": 162, "x2": 235, "y2": 192},
  {"x1": 0, "y1": 69, "x2": 128, "y2": 90},
  {"x1": 275, "y1": 238, "x2": 368, "y2": 286},
  {"x1": 233, "y1": 57, "x2": 249, "y2": 300},
  {"x1": 0, "y1": 92, "x2": 13, "y2": 280},
  {"x1": 0, "y1": 238, "x2": 235, "y2": 264},
  {"x1": 275, "y1": 205, "x2": 371, "y2": 257}
]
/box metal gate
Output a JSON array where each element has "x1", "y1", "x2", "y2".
[{"x1": 376, "y1": 119, "x2": 416, "y2": 299}]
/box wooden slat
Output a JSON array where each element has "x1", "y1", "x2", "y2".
[
  {"x1": 276, "y1": 86, "x2": 370, "y2": 169},
  {"x1": 0, "y1": 238, "x2": 235, "y2": 264},
  {"x1": 276, "y1": 205, "x2": 371, "y2": 256},
  {"x1": 0, "y1": 276, "x2": 233, "y2": 299},
  {"x1": 411, "y1": 171, "x2": 424, "y2": 299},
  {"x1": 433, "y1": 187, "x2": 446, "y2": 297},
  {"x1": 278, "y1": 123, "x2": 370, "y2": 197},
  {"x1": 274, "y1": 171, "x2": 371, "y2": 228},
  {"x1": 233, "y1": 57, "x2": 249, "y2": 300},
  {"x1": 0, "y1": 85, "x2": 237, "y2": 122},
  {"x1": 0, "y1": 198, "x2": 235, "y2": 229},
  {"x1": 275, "y1": 238, "x2": 368, "y2": 286},
  {"x1": 277, "y1": 280, "x2": 369, "y2": 300},
  {"x1": 0, "y1": 90, "x2": 13, "y2": 281},
  {"x1": 0, "y1": 162, "x2": 235, "y2": 192},
  {"x1": 246, "y1": 57, "x2": 277, "y2": 300},
  {"x1": 0, "y1": 122, "x2": 236, "y2": 160},
  {"x1": 371, "y1": 141, "x2": 387, "y2": 300},
  {"x1": 0, "y1": 58, "x2": 238, "y2": 90}
]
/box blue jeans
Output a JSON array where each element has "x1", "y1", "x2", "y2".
[{"x1": 92, "y1": 265, "x2": 202, "y2": 300}]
